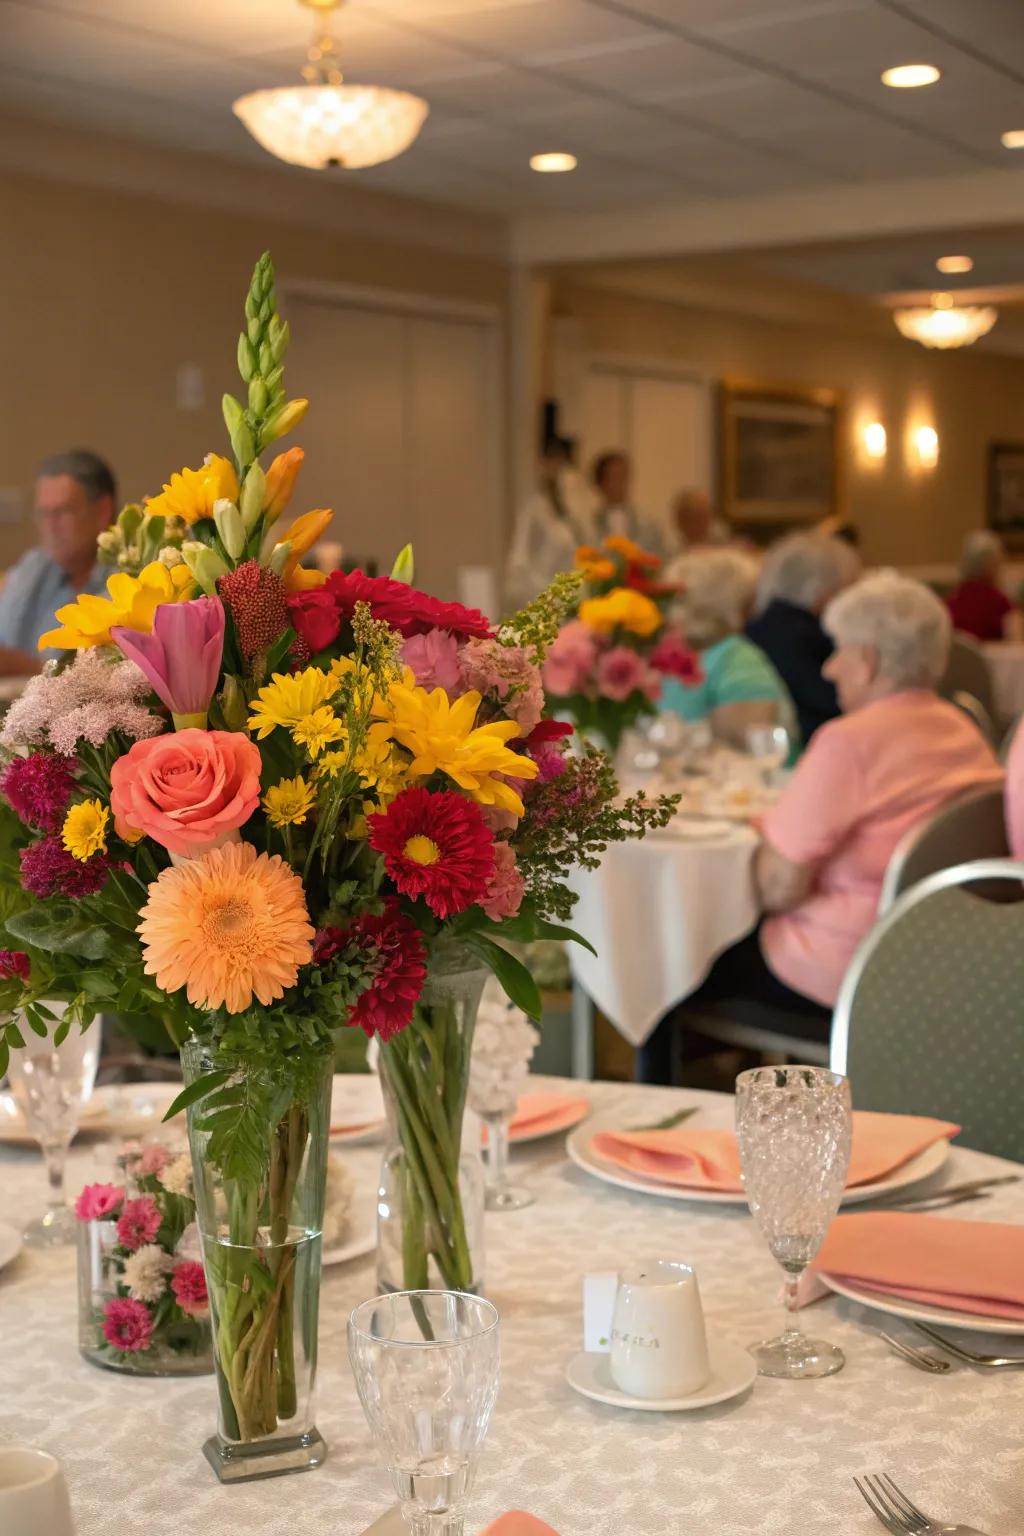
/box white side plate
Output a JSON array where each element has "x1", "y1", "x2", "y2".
[{"x1": 566, "y1": 1334, "x2": 756, "y2": 1411}]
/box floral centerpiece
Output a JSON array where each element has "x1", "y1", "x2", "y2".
[
  {"x1": 0, "y1": 253, "x2": 674, "y2": 1482},
  {"x1": 542, "y1": 536, "x2": 700, "y2": 752},
  {"x1": 76, "y1": 1143, "x2": 211, "y2": 1375}
]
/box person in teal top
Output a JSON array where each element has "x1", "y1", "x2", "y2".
[{"x1": 662, "y1": 548, "x2": 800, "y2": 759}]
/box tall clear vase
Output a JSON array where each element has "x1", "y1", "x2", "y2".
[
  {"x1": 181, "y1": 1040, "x2": 333, "y2": 1483},
  {"x1": 376, "y1": 947, "x2": 487, "y2": 1296}
]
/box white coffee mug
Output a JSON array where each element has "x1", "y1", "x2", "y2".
[
  {"x1": 609, "y1": 1259, "x2": 711, "y2": 1400},
  {"x1": 0, "y1": 1446, "x2": 75, "y2": 1536}
]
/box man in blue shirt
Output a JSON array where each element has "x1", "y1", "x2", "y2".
[{"x1": 0, "y1": 449, "x2": 116, "y2": 674}]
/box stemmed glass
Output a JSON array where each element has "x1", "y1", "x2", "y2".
[
  {"x1": 745, "y1": 724, "x2": 790, "y2": 789},
  {"x1": 348, "y1": 1290, "x2": 500, "y2": 1536},
  {"x1": 735, "y1": 1065, "x2": 852, "y2": 1379},
  {"x1": 479, "y1": 1109, "x2": 533, "y2": 1212},
  {"x1": 6, "y1": 1015, "x2": 99, "y2": 1246}
]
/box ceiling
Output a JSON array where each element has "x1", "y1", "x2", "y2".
[{"x1": 3, "y1": 0, "x2": 1024, "y2": 218}]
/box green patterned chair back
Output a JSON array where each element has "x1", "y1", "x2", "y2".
[
  {"x1": 831, "y1": 859, "x2": 1024, "y2": 1161},
  {"x1": 879, "y1": 785, "x2": 1009, "y2": 914}
]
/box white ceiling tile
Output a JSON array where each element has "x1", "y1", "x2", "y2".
[
  {"x1": 548, "y1": 35, "x2": 752, "y2": 97},
  {"x1": 764, "y1": 118, "x2": 984, "y2": 179},
  {"x1": 369, "y1": 0, "x2": 656, "y2": 62},
  {"x1": 892, "y1": 0, "x2": 1024, "y2": 76},
  {"x1": 620, "y1": 0, "x2": 868, "y2": 30}
]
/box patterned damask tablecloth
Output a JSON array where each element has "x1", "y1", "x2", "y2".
[{"x1": 2, "y1": 1077, "x2": 1024, "y2": 1536}]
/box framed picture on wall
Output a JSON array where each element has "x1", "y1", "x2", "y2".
[
  {"x1": 987, "y1": 441, "x2": 1024, "y2": 549},
  {"x1": 720, "y1": 379, "x2": 840, "y2": 530}
]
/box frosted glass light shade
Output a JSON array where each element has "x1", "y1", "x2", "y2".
[
  {"x1": 234, "y1": 84, "x2": 429, "y2": 170},
  {"x1": 893, "y1": 305, "x2": 998, "y2": 349}
]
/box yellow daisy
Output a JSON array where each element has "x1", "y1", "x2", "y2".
[
  {"x1": 579, "y1": 586, "x2": 662, "y2": 638},
  {"x1": 145, "y1": 455, "x2": 239, "y2": 526},
  {"x1": 373, "y1": 672, "x2": 537, "y2": 816},
  {"x1": 263, "y1": 775, "x2": 316, "y2": 828},
  {"x1": 39, "y1": 562, "x2": 195, "y2": 650},
  {"x1": 291, "y1": 708, "x2": 344, "y2": 759},
  {"x1": 62, "y1": 800, "x2": 109, "y2": 862},
  {"x1": 247, "y1": 667, "x2": 338, "y2": 739}
]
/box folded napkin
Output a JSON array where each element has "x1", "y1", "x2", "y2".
[
  {"x1": 482, "y1": 1514, "x2": 560, "y2": 1536},
  {"x1": 509, "y1": 1092, "x2": 589, "y2": 1139},
  {"x1": 811, "y1": 1211, "x2": 1024, "y2": 1321},
  {"x1": 590, "y1": 1111, "x2": 959, "y2": 1194}
]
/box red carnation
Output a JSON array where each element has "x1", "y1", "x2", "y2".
[
  {"x1": 522, "y1": 719, "x2": 574, "y2": 748},
  {"x1": 324, "y1": 569, "x2": 493, "y2": 639},
  {"x1": 649, "y1": 628, "x2": 703, "y2": 685},
  {"x1": 1, "y1": 753, "x2": 77, "y2": 832},
  {"x1": 0, "y1": 951, "x2": 30, "y2": 983},
  {"x1": 346, "y1": 902, "x2": 427, "y2": 1043},
  {"x1": 287, "y1": 588, "x2": 342, "y2": 655},
  {"x1": 217, "y1": 560, "x2": 289, "y2": 660},
  {"x1": 368, "y1": 787, "x2": 496, "y2": 919},
  {"x1": 19, "y1": 836, "x2": 111, "y2": 899}
]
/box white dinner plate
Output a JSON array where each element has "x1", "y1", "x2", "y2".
[
  {"x1": 330, "y1": 1074, "x2": 386, "y2": 1145},
  {"x1": 657, "y1": 817, "x2": 744, "y2": 843},
  {"x1": 0, "y1": 1222, "x2": 23, "y2": 1273},
  {"x1": 322, "y1": 1156, "x2": 377, "y2": 1268},
  {"x1": 819, "y1": 1272, "x2": 1024, "y2": 1338},
  {"x1": 566, "y1": 1115, "x2": 950, "y2": 1207},
  {"x1": 499, "y1": 1096, "x2": 591, "y2": 1146},
  {"x1": 566, "y1": 1334, "x2": 756, "y2": 1412}
]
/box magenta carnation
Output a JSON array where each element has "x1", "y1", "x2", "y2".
[
  {"x1": 19, "y1": 836, "x2": 112, "y2": 899},
  {"x1": 75, "y1": 1182, "x2": 125, "y2": 1222},
  {"x1": 116, "y1": 1195, "x2": 162, "y2": 1251},
  {"x1": 0, "y1": 950, "x2": 30, "y2": 983},
  {"x1": 170, "y1": 1260, "x2": 209, "y2": 1318},
  {"x1": 102, "y1": 1296, "x2": 153, "y2": 1353},
  {"x1": 480, "y1": 842, "x2": 525, "y2": 922},
  {"x1": 650, "y1": 628, "x2": 702, "y2": 684},
  {"x1": 1, "y1": 753, "x2": 77, "y2": 832}
]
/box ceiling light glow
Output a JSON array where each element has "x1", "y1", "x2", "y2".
[
  {"x1": 881, "y1": 63, "x2": 941, "y2": 88},
  {"x1": 893, "y1": 303, "x2": 998, "y2": 349},
  {"x1": 936, "y1": 255, "x2": 973, "y2": 275},
  {"x1": 530, "y1": 152, "x2": 578, "y2": 173}
]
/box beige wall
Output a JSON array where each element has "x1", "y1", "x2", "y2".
[
  {"x1": 0, "y1": 113, "x2": 510, "y2": 570},
  {"x1": 548, "y1": 278, "x2": 1024, "y2": 566}
]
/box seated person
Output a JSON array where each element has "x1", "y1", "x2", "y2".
[
  {"x1": 747, "y1": 532, "x2": 859, "y2": 746},
  {"x1": 660, "y1": 548, "x2": 798, "y2": 753},
  {"x1": 0, "y1": 449, "x2": 116, "y2": 673},
  {"x1": 640, "y1": 570, "x2": 1004, "y2": 1084},
  {"x1": 946, "y1": 529, "x2": 1016, "y2": 642}
]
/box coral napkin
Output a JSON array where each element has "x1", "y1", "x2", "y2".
[
  {"x1": 509, "y1": 1092, "x2": 589, "y2": 1139},
  {"x1": 590, "y1": 1111, "x2": 959, "y2": 1193},
  {"x1": 811, "y1": 1211, "x2": 1024, "y2": 1321},
  {"x1": 482, "y1": 1514, "x2": 560, "y2": 1536}
]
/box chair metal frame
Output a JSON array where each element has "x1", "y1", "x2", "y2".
[
  {"x1": 878, "y1": 783, "x2": 1009, "y2": 915},
  {"x1": 831, "y1": 856, "x2": 1024, "y2": 1076}
]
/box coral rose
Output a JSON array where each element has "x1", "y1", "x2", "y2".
[{"x1": 110, "y1": 728, "x2": 261, "y2": 857}]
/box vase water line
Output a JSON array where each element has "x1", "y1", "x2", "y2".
[{"x1": 181, "y1": 1040, "x2": 332, "y2": 1483}]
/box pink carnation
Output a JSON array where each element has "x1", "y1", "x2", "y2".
[
  {"x1": 543, "y1": 621, "x2": 599, "y2": 699},
  {"x1": 136, "y1": 1144, "x2": 170, "y2": 1176},
  {"x1": 74, "y1": 1182, "x2": 125, "y2": 1222},
  {"x1": 596, "y1": 646, "x2": 650, "y2": 703},
  {"x1": 170, "y1": 1260, "x2": 209, "y2": 1318},
  {"x1": 650, "y1": 627, "x2": 702, "y2": 684},
  {"x1": 102, "y1": 1296, "x2": 153, "y2": 1353},
  {"x1": 480, "y1": 842, "x2": 525, "y2": 922},
  {"x1": 401, "y1": 629, "x2": 463, "y2": 695},
  {"x1": 458, "y1": 639, "x2": 545, "y2": 733},
  {"x1": 116, "y1": 1194, "x2": 162, "y2": 1251}
]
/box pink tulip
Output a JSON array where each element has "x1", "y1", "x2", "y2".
[{"x1": 112, "y1": 597, "x2": 225, "y2": 728}]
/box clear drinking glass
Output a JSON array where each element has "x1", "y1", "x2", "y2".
[
  {"x1": 348, "y1": 1290, "x2": 500, "y2": 1536},
  {"x1": 735, "y1": 1065, "x2": 852, "y2": 1379},
  {"x1": 7, "y1": 1014, "x2": 99, "y2": 1247},
  {"x1": 745, "y1": 724, "x2": 790, "y2": 788}
]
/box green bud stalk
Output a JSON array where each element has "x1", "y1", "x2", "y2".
[{"x1": 213, "y1": 499, "x2": 246, "y2": 560}]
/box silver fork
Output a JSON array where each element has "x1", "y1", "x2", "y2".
[
  {"x1": 910, "y1": 1320, "x2": 1024, "y2": 1370},
  {"x1": 879, "y1": 1332, "x2": 951, "y2": 1374},
  {"x1": 853, "y1": 1472, "x2": 989, "y2": 1534}
]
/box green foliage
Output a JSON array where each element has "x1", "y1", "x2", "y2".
[
  {"x1": 462, "y1": 931, "x2": 542, "y2": 1019},
  {"x1": 499, "y1": 570, "x2": 583, "y2": 658}
]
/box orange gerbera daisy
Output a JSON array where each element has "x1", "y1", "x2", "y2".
[{"x1": 137, "y1": 841, "x2": 314, "y2": 1014}]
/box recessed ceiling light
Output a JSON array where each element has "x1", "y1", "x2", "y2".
[
  {"x1": 530, "y1": 152, "x2": 577, "y2": 173},
  {"x1": 1002, "y1": 129, "x2": 1024, "y2": 149},
  {"x1": 936, "y1": 255, "x2": 973, "y2": 274},
  {"x1": 881, "y1": 63, "x2": 941, "y2": 88}
]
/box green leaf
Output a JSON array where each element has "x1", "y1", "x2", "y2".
[
  {"x1": 6, "y1": 1023, "x2": 24, "y2": 1049},
  {"x1": 53, "y1": 1016, "x2": 71, "y2": 1047},
  {"x1": 24, "y1": 1011, "x2": 47, "y2": 1039},
  {"x1": 0, "y1": 1038, "x2": 8, "y2": 1079},
  {"x1": 463, "y1": 933, "x2": 542, "y2": 1019},
  {"x1": 163, "y1": 1071, "x2": 232, "y2": 1122},
  {"x1": 6, "y1": 903, "x2": 113, "y2": 961}
]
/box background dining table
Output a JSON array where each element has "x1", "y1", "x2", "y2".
[
  {"x1": 982, "y1": 641, "x2": 1024, "y2": 727},
  {"x1": 2, "y1": 1075, "x2": 1023, "y2": 1536}
]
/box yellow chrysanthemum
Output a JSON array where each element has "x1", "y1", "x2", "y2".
[
  {"x1": 292, "y1": 708, "x2": 344, "y2": 759},
  {"x1": 373, "y1": 670, "x2": 538, "y2": 816},
  {"x1": 145, "y1": 455, "x2": 239, "y2": 526},
  {"x1": 579, "y1": 586, "x2": 662, "y2": 638},
  {"x1": 247, "y1": 668, "x2": 338, "y2": 739},
  {"x1": 603, "y1": 535, "x2": 651, "y2": 564},
  {"x1": 62, "y1": 800, "x2": 109, "y2": 862},
  {"x1": 263, "y1": 775, "x2": 316, "y2": 828},
  {"x1": 575, "y1": 545, "x2": 616, "y2": 583},
  {"x1": 39, "y1": 561, "x2": 195, "y2": 651}
]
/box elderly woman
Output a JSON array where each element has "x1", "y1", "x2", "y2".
[
  {"x1": 639, "y1": 570, "x2": 1003, "y2": 1083},
  {"x1": 662, "y1": 548, "x2": 797, "y2": 751},
  {"x1": 747, "y1": 532, "x2": 859, "y2": 745},
  {"x1": 946, "y1": 529, "x2": 1015, "y2": 642}
]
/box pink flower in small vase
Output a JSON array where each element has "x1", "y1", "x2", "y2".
[
  {"x1": 136, "y1": 1144, "x2": 170, "y2": 1176},
  {"x1": 480, "y1": 842, "x2": 526, "y2": 922},
  {"x1": 74, "y1": 1182, "x2": 125, "y2": 1222},
  {"x1": 170, "y1": 1260, "x2": 209, "y2": 1318},
  {"x1": 102, "y1": 1296, "x2": 154, "y2": 1353},
  {"x1": 543, "y1": 621, "x2": 598, "y2": 699},
  {"x1": 116, "y1": 1195, "x2": 162, "y2": 1251},
  {"x1": 400, "y1": 629, "x2": 463, "y2": 695},
  {"x1": 596, "y1": 645, "x2": 647, "y2": 702}
]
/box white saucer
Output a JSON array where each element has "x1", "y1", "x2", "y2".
[
  {"x1": 0, "y1": 1222, "x2": 22, "y2": 1274},
  {"x1": 566, "y1": 1334, "x2": 756, "y2": 1412}
]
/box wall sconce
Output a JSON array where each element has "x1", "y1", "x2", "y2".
[
  {"x1": 915, "y1": 425, "x2": 939, "y2": 469},
  {"x1": 863, "y1": 422, "x2": 887, "y2": 460}
]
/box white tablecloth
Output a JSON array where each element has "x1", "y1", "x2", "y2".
[
  {"x1": 567, "y1": 824, "x2": 760, "y2": 1045},
  {"x1": 6, "y1": 1077, "x2": 1022, "y2": 1536},
  {"x1": 982, "y1": 642, "x2": 1024, "y2": 724}
]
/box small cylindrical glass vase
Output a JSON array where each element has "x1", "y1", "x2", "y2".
[{"x1": 77, "y1": 1218, "x2": 213, "y2": 1377}]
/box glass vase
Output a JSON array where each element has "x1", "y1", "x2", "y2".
[
  {"x1": 376, "y1": 948, "x2": 487, "y2": 1295},
  {"x1": 181, "y1": 1040, "x2": 333, "y2": 1484},
  {"x1": 77, "y1": 1218, "x2": 213, "y2": 1376}
]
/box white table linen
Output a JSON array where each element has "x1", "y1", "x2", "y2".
[
  {"x1": 4, "y1": 1077, "x2": 1023, "y2": 1536},
  {"x1": 982, "y1": 642, "x2": 1024, "y2": 724}
]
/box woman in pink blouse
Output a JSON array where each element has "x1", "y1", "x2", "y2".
[{"x1": 639, "y1": 571, "x2": 1003, "y2": 1083}]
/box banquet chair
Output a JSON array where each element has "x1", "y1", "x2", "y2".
[
  {"x1": 878, "y1": 783, "x2": 1009, "y2": 914},
  {"x1": 831, "y1": 858, "x2": 1024, "y2": 1161},
  {"x1": 941, "y1": 632, "x2": 996, "y2": 721},
  {"x1": 949, "y1": 688, "x2": 996, "y2": 745}
]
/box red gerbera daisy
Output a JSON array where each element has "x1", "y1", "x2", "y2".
[
  {"x1": 324, "y1": 569, "x2": 493, "y2": 639},
  {"x1": 348, "y1": 902, "x2": 427, "y2": 1042},
  {"x1": 368, "y1": 787, "x2": 496, "y2": 919}
]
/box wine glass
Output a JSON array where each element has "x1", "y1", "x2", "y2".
[
  {"x1": 348, "y1": 1290, "x2": 500, "y2": 1536},
  {"x1": 479, "y1": 1108, "x2": 533, "y2": 1212},
  {"x1": 745, "y1": 724, "x2": 790, "y2": 789},
  {"x1": 735, "y1": 1065, "x2": 852, "y2": 1379},
  {"x1": 6, "y1": 1014, "x2": 99, "y2": 1247}
]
